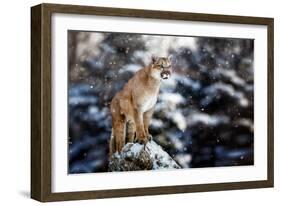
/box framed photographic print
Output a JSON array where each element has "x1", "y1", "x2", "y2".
[{"x1": 31, "y1": 3, "x2": 274, "y2": 202}]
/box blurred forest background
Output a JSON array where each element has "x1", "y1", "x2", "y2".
[{"x1": 68, "y1": 30, "x2": 254, "y2": 174}]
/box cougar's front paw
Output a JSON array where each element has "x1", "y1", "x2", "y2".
[
  {"x1": 147, "y1": 133, "x2": 153, "y2": 141},
  {"x1": 136, "y1": 137, "x2": 148, "y2": 145},
  {"x1": 135, "y1": 132, "x2": 148, "y2": 144}
]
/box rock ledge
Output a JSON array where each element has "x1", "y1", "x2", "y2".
[{"x1": 108, "y1": 140, "x2": 181, "y2": 171}]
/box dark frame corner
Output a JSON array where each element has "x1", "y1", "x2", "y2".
[{"x1": 31, "y1": 3, "x2": 274, "y2": 202}]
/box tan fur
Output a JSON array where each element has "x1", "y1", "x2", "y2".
[{"x1": 109, "y1": 56, "x2": 173, "y2": 155}]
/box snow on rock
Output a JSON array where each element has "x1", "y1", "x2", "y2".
[{"x1": 108, "y1": 140, "x2": 181, "y2": 172}]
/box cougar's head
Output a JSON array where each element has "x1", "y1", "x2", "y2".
[{"x1": 150, "y1": 55, "x2": 173, "y2": 80}]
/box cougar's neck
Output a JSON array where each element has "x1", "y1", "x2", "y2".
[{"x1": 144, "y1": 65, "x2": 161, "y2": 86}]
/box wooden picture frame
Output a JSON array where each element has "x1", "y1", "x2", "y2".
[{"x1": 31, "y1": 3, "x2": 274, "y2": 202}]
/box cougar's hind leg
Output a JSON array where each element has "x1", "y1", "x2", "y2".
[{"x1": 112, "y1": 116, "x2": 126, "y2": 153}]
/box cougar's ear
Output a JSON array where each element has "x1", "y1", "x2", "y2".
[{"x1": 151, "y1": 55, "x2": 158, "y2": 64}]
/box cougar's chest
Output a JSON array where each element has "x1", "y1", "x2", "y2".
[
  {"x1": 140, "y1": 91, "x2": 158, "y2": 112},
  {"x1": 134, "y1": 75, "x2": 160, "y2": 113},
  {"x1": 140, "y1": 96, "x2": 157, "y2": 112}
]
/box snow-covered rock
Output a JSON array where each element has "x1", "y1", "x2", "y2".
[{"x1": 108, "y1": 140, "x2": 181, "y2": 172}]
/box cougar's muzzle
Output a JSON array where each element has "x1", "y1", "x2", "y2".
[{"x1": 160, "y1": 70, "x2": 171, "y2": 79}]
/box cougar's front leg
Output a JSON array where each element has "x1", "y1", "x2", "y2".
[
  {"x1": 126, "y1": 120, "x2": 136, "y2": 143},
  {"x1": 133, "y1": 108, "x2": 148, "y2": 144},
  {"x1": 143, "y1": 106, "x2": 154, "y2": 141}
]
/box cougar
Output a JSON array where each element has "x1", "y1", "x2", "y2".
[{"x1": 109, "y1": 55, "x2": 173, "y2": 155}]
